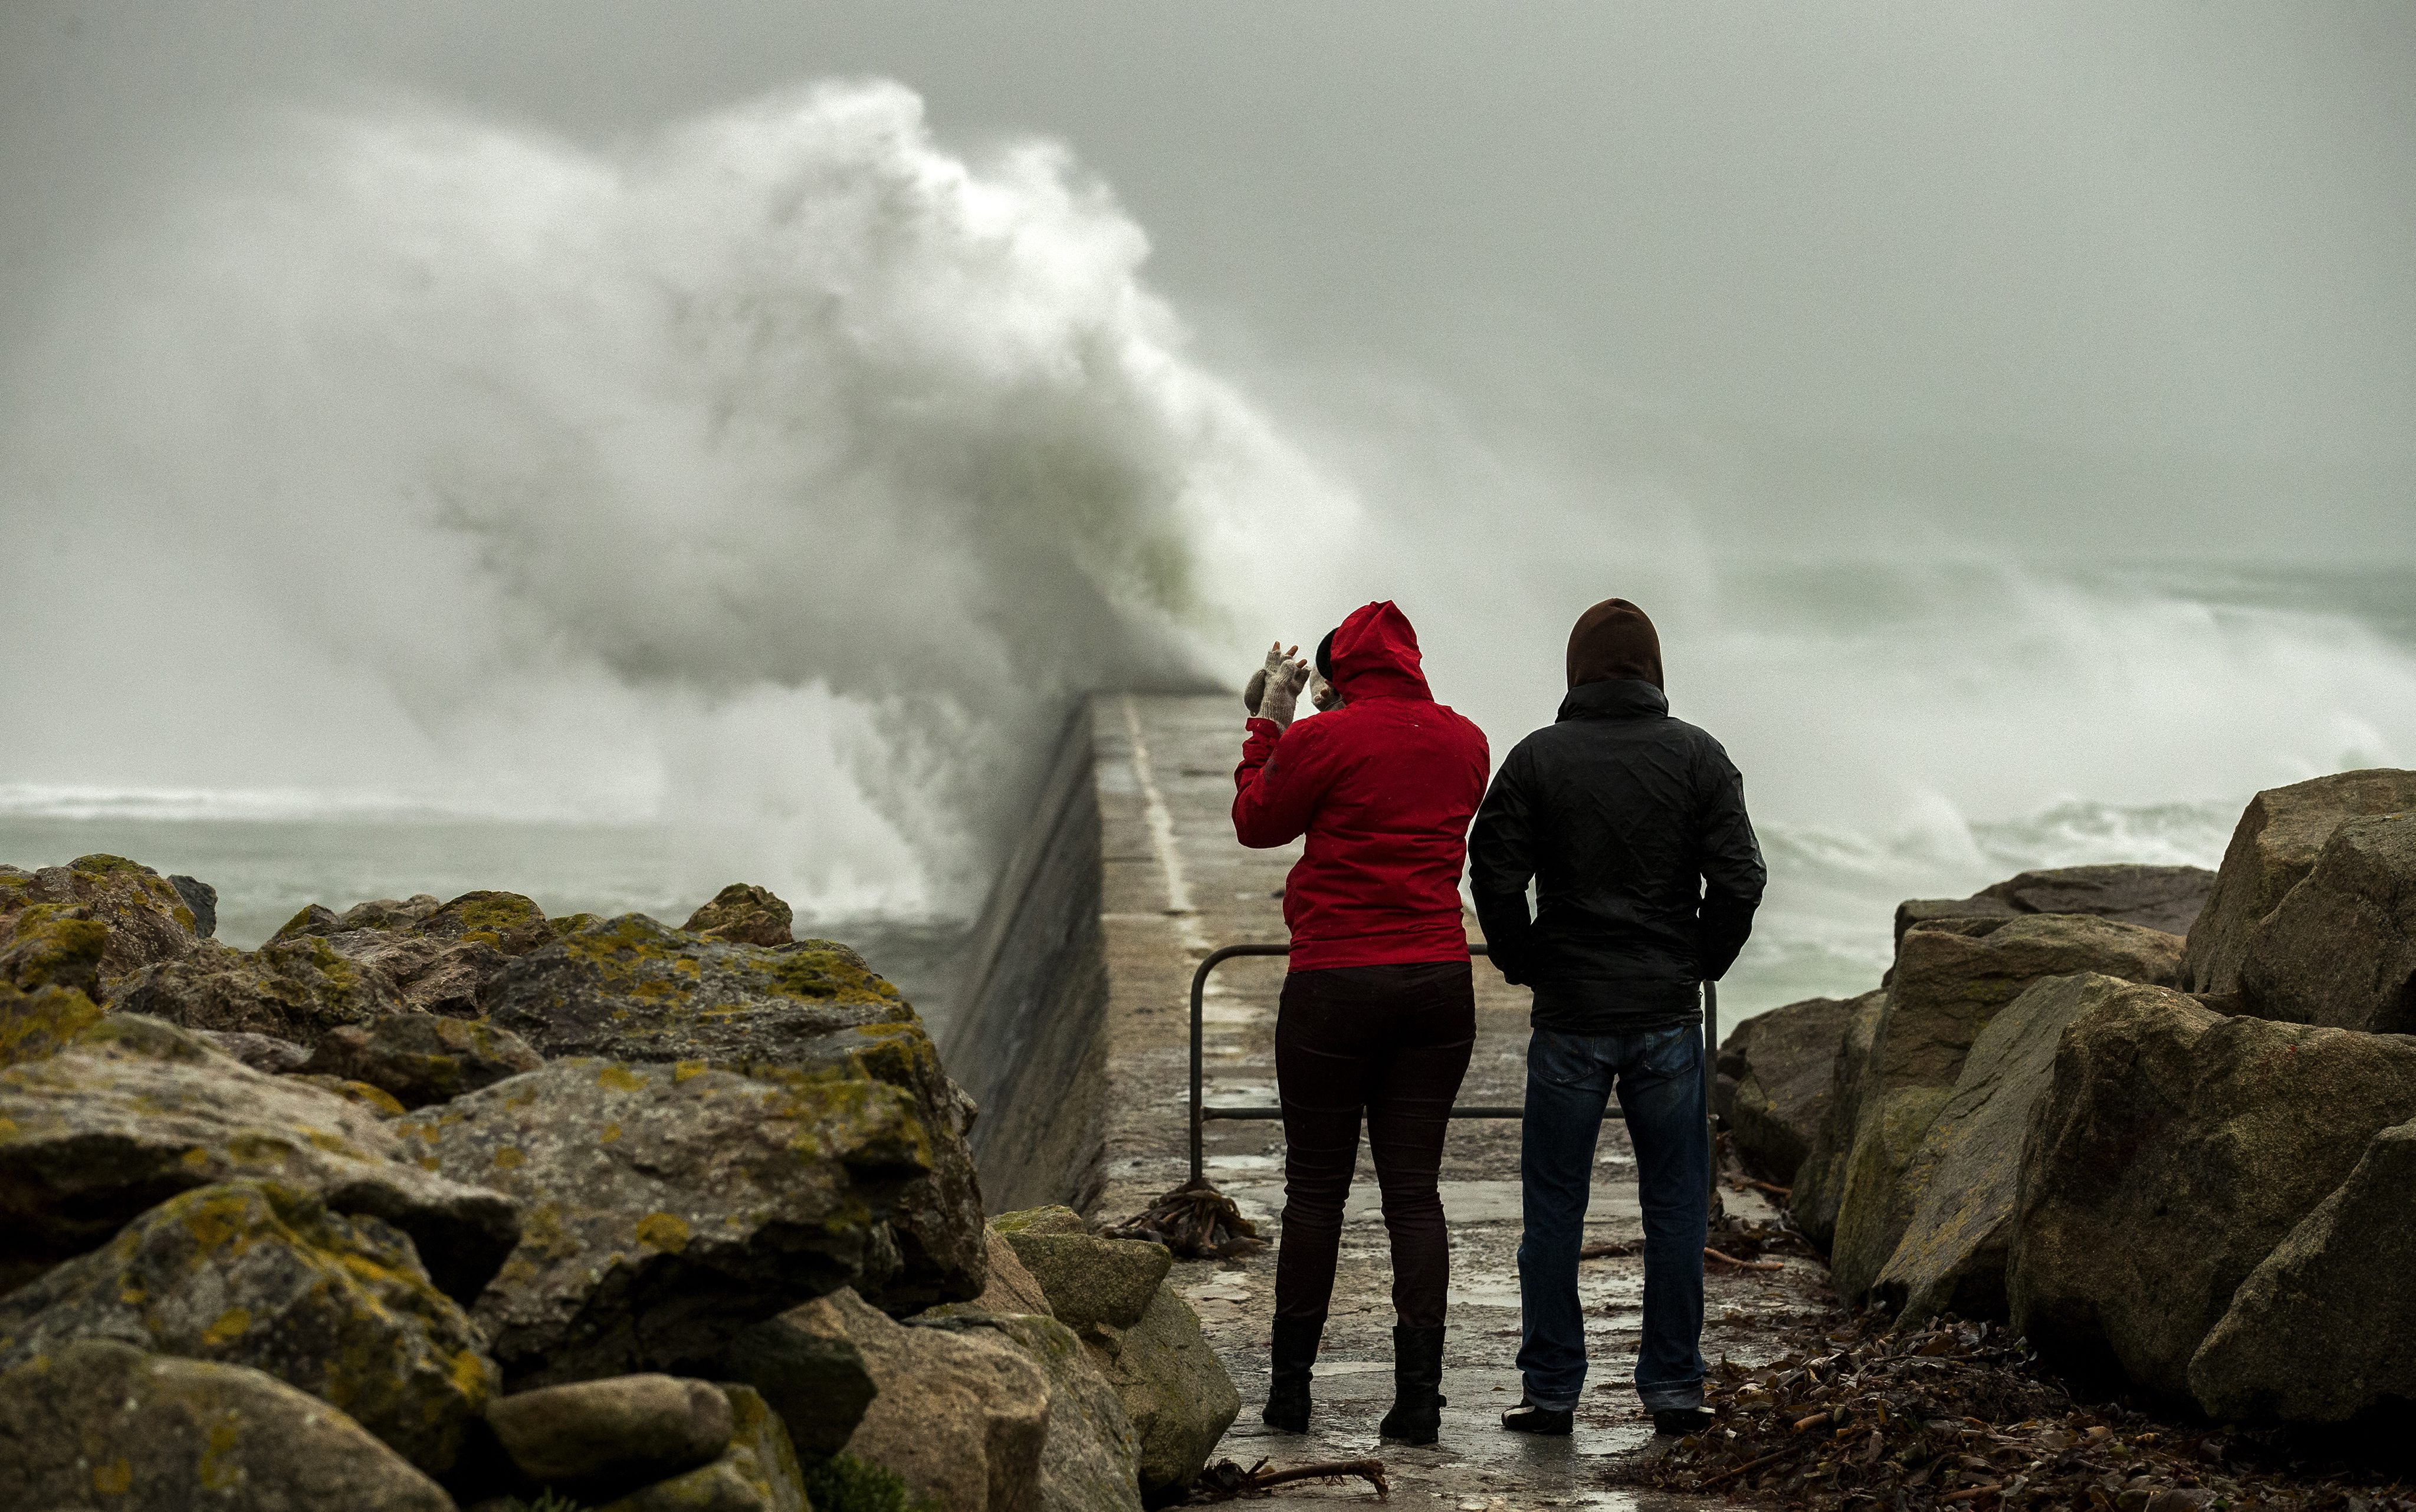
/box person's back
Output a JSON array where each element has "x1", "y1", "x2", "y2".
[{"x1": 1468, "y1": 597, "x2": 1765, "y2": 1439}]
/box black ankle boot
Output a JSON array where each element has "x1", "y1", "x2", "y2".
[
  {"x1": 1378, "y1": 1324, "x2": 1447, "y2": 1445},
  {"x1": 1261, "y1": 1316, "x2": 1322, "y2": 1432}
]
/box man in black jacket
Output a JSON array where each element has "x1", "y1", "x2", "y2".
[{"x1": 1469, "y1": 597, "x2": 1765, "y2": 1438}]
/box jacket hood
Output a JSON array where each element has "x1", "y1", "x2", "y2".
[
  {"x1": 1327, "y1": 600, "x2": 1433, "y2": 702},
  {"x1": 1566, "y1": 598, "x2": 1664, "y2": 690}
]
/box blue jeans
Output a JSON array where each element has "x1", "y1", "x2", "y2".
[{"x1": 1515, "y1": 1023, "x2": 1709, "y2": 1412}]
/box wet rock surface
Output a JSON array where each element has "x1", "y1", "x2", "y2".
[
  {"x1": 302, "y1": 1013, "x2": 544, "y2": 1109},
  {"x1": 0, "y1": 1336, "x2": 455, "y2": 1511},
  {"x1": 0, "y1": 1179, "x2": 497, "y2": 1475},
  {"x1": 2182, "y1": 767, "x2": 2416, "y2": 995},
  {"x1": 0, "y1": 1013, "x2": 518, "y2": 1299},
  {"x1": 1718, "y1": 991, "x2": 1862, "y2": 1185},
  {"x1": 1788, "y1": 987, "x2": 1888, "y2": 1251},
  {"x1": 2239, "y1": 810, "x2": 2416, "y2": 1033},
  {"x1": 398, "y1": 1056, "x2": 936, "y2": 1385},
  {"x1": 2007, "y1": 982, "x2": 2416, "y2": 1397}
]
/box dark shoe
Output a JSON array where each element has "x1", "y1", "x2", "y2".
[
  {"x1": 1500, "y1": 1399, "x2": 1573, "y2": 1435},
  {"x1": 1652, "y1": 1406, "x2": 1713, "y2": 1438},
  {"x1": 1378, "y1": 1324, "x2": 1447, "y2": 1445},
  {"x1": 1260, "y1": 1316, "x2": 1322, "y2": 1432}
]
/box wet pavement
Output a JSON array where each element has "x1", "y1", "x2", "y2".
[{"x1": 1085, "y1": 695, "x2": 1835, "y2": 1509}]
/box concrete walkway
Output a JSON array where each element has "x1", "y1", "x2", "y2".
[{"x1": 1085, "y1": 695, "x2": 1833, "y2": 1510}]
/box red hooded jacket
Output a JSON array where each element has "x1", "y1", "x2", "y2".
[{"x1": 1232, "y1": 601, "x2": 1491, "y2": 971}]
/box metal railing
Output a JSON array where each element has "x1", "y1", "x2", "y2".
[{"x1": 1187, "y1": 942, "x2": 1719, "y2": 1195}]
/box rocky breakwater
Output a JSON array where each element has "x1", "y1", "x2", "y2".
[
  {"x1": 0, "y1": 862, "x2": 1240, "y2": 1510},
  {"x1": 1719, "y1": 768, "x2": 2416, "y2": 1431}
]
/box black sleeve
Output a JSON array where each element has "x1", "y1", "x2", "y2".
[
  {"x1": 1468, "y1": 744, "x2": 1538, "y2": 986},
  {"x1": 1693, "y1": 741, "x2": 1767, "y2": 982}
]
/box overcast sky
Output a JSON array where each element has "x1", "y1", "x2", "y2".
[{"x1": 6, "y1": 1, "x2": 2411, "y2": 563}]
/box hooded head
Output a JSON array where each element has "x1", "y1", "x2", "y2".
[
  {"x1": 1566, "y1": 599, "x2": 1663, "y2": 691},
  {"x1": 1322, "y1": 601, "x2": 1432, "y2": 702}
]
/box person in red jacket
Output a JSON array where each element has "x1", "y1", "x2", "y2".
[{"x1": 1232, "y1": 600, "x2": 1491, "y2": 1446}]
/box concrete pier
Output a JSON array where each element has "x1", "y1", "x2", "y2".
[{"x1": 948, "y1": 695, "x2": 1829, "y2": 1508}]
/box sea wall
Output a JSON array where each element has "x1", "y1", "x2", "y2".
[{"x1": 941, "y1": 704, "x2": 1114, "y2": 1214}]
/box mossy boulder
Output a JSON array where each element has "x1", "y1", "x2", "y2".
[
  {"x1": 1081, "y1": 1282, "x2": 1239, "y2": 1500},
  {"x1": 303, "y1": 1014, "x2": 544, "y2": 1109},
  {"x1": 0, "y1": 1013, "x2": 518, "y2": 1300},
  {"x1": 2007, "y1": 983, "x2": 2416, "y2": 1398},
  {"x1": 1784, "y1": 988, "x2": 1885, "y2": 1251},
  {"x1": 0, "y1": 982, "x2": 103, "y2": 1067},
  {"x1": 2237, "y1": 811, "x2": 2416, "y2": 1033},
  {"x1": 195, "y1": 1028, "x2": 311, "y2": 1071},
  {"x1": 596, "y1": 1385, "x2": 807, "y2": 1512},
  {"x1": 273, "y1": 890, "x2": 556, "y2": 1019},
  {"x1": 117, "y1": 935, "x2": 409, "y2": 1044},
  {"x1": 992, "y1": 1220, "x2": 1171, "y2": 1333},
  {"x1": 931, "y1": 1312, "x2": 1143, "y2": 1512},
  {"x1": 487, "y1": 1373, "x2": 732, "y2": 1494},
  {"x1": 482, "y1": 914, "x2": 985, "y2": 1312},
  {"x1": 1, "y1": 900, "x2": 109, "y2": 995},
  {"x1": 0, "y1": 1337, "x2": 453, "y2": 1511},
  {"x1": 788, "y1": 1287, "x2": 1048, "y2": 1512},
  {"x1": 2181, "y1": 768, "x2": 2416, "y2": 995},
  {"x1": 397, "y1": 1057, "x2": 938, "y2": 1386},
  {"x1": 684, "y1": 883, "x2": 796, "y2": 948},
  {"x1": 1715, "y1": 992, "x2": 1861, "y2": 1185},
  {"x1": 288, "y1": 1071, "x2": 412, "y2": 1116},
  {"x1": 0, "y1": 854, "x2": 203, "y2": 994},
  {"x1": 2189, "y1": 1116, "x2": 2416, "y2": 1424},
  {"x1": 0, "y1": 1180, "x2": 497, "y2": 1475}
]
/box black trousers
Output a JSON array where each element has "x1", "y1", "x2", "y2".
[{"x1": 1272, "y1": 960, "x2": 1476, "y2": 1329}]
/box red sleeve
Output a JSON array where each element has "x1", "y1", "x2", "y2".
[{"x1": 1231, "y1": 716, "x2": 1336, "y2": 849}]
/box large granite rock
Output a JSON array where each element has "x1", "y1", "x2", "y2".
[
  {"x1": 1894, "y1": 863, "x2": 2215, "y2": 945},
  {"x1": 118, "y1": 935, "x2": 410, "y2": 1044},
  {"x1": 993, "y1": 1209, "x2": 1171, "y2": 1333},
  {"x1": 169, "y1": 873, "x2": 217, "y2": 938},
  {"x1": 718, "y1": 1314, "x2": 879, "y2": 1465},
  {"x1": 933, "y1": 1312, "x2": 1144, "y2": 1512},
  {"x1": 2238, "y1": 812, "x2": 2416, "y2": 1033},
  {"x1": 2188, "y1": 1116, "x2": 2416, "y2": 1424},
  {"x1": 488, "y1": 1373, "x2": 731, "y2": 1494},
  {"x1": 1715, "y1": 993, "x2": 1861, "y2": 1185},
  {"x1": 1785, "y1": 988, "x2": 1886, "y2": 1251},
  {"x1": 2007, "y1": 984, "x2": 2416, "y2": 1397},
  {"x1": 398, "y1": 1056, "x2": 937, "y2": 1386},
  {"x1": 0, "y1": 1180, "x2": 496, "y2": 1475},
  {"x1": 275, "y1": 890, "x2": 557, "y2": 1019},
  {"x1": 1824, "y1": 915, "x2": 2182, "y2": 1299},
  {"x1": 0, "y1": 1337, "x2": 454, "y2": 1511},
  {"x1": 1083, "y1": 1282, "x2": 1239, "y2": 1500},
  {"x1": 0, "y1": 1014, "x2": 517, "y2": 1300},
  {"x1": 482, "y1": 913, "x2": 984, "y2": 1312},
  {"x1": 790, "y1": 1287, "x2": 1049, "y2": 1512},
  {"x1": 0, "y1": 854, "x2": 203, "y2": 992},
  {"x1": 2182, "y1": 768, "x2": 2416, "y2": 995},
  {"x1": 303, "y1": 1014, "x2": 544, "y2": 1109},
  {"x1": 683, "y1": 884, "x2": 796, "y2": 947},
  {"x1": 1869, "y1": 972, "x2": 2104, "y2": 1324},
  {"x1": 596, "y1": 1385, "x2": 807, "y2": 1512}
]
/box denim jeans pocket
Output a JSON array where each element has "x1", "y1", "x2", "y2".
[
  {"x1": 1639, "y1": 1021, "x2": 1702, "y2": 1079},
  {"x1": 1527, "y1": 1028, "x2": 1605, "y2": 1090}
]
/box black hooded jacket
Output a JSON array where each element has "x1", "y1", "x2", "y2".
[{"x1": 1468, "y1": 678, "x2": 1766, "y2": 1033}]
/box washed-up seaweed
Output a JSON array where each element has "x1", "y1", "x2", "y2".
[
  {"x1": 1188, "y1": 1456, "x2": 1390, "y2": 1500},
  {"x1": 1623, "y1": 1312, "x2": 2416, "y2": 1511},
  {"x1": 1578, "y1": 1214, "x2": 1812, "y2": 1270},
  {"x1": 1103, "y1": 1176, "x2": 1266, "y2": 1259}
]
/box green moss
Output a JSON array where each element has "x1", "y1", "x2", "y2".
[
  {"x1": 803, "y1": 1452, "x2": 940, "y2": 1512},
  {"x1": 67, "y1": 854, "x2": 150, "y2": 877}
]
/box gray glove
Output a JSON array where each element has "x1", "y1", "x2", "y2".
[
  {"x1": 1251, "y1": 641, "x2": 1309, "y2": 730},
  {"x1": 1308, "y1": 668, "x2": 1343, "y2": 713}
]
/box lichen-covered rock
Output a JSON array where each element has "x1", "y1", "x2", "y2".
[
  {"x1": 271, "y1": 891, "x2": 555, "y2": 1018},
  {"x1": 1785, "y1": 988, "x2": 1885, "y2": 1251},
  {"x1": 0, "y1": 1013, "x2": 518, "y2": 1300},
  {"x1": 790, "y1": 1288, "x2": 1048, "y2": 1512},
  {"x1": 596, "y1": 1385, "x2": 806, "y2": 1512},
  {"x1": 0, "y1": 1337, "x2": 454, "y2": 1511},
  {"x1": 398, "y1": 1057, "x2": 937, "y2": 1386},
  {"x1": 0, "y1": 983, "x2": 103, "y2": 1067},
  {"x1": 0, "y1": 1181, "x2": 497, "y2": 1475},
  {"x1": 683, "y1": 885, "x2": 796, "y2": 948},
  {"x1": 2182, "y1": 768, "x2": 2416, "y2": 995},
  {"x1": 1715, "y1": 993, "x2": 1860, "y2": 1185},
  {"x1": 168, "y1": 874, "x2": 217, "y2": 938},
  {"x1": 994, "y1": 1221, "x2": 1171, "y2": 1333},
  {"x1": 719, "y1": 1315, "x2": 879, "y2": 1465},
  {"x1": 1823, "y1": 1084, "x2": 1953, "y2": 1302},
  {"x1": 303, "y1": 1015, "x2": 544, "y2": 1109},
  {"x1": 487, "y1": 1373, "x2": 731, "y2": 1492},
  {"x1": 969, "y1": 1225, "x2": 1055, "y2": 1317},
  {"x1": 1082, "y1": 1282, "x2": 1239, "y2": 1500},
  {"x1": 117, "y1": 935, "x2": 409, "y2": 1044},
  {"x1": 936, "y1": 1312, "x2": 1143, "y2": 1512},
  {"x1": 482, "y1": 913, "x2": 985, "y2": 1312},
  {"x1": 0, "y1": 854, "x2": 202, "y2": 992},
  {"x1": 1, "y1": 902, "x2": 108, "y2": 996},
  {"x1": 2007, "y1": 983, "x2": 2416, "y2": 1398},
  {"x1": 1894, "y1": 863, "x2": 2215, "y2": 946},
  {"x1": 2237, "y1": 811, "x2": 2416, "y2": 1034},
  {"x1": 287, "y1": 1071, "x2": 411, "y2": 1116},
  {"x1": 195, "y1": 1028, "x2": 311, "y2": 1071},
  {"x1": 1870, "y1": 973, "x2": 2105, "y2": 1324},
  {"x1": 993, "y1": 1205, "x2": 1087, "y2": 1236},
  {"x1": 2189, "y1": 1117, "x2": 2416, "y2": 1424}
]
